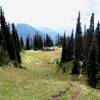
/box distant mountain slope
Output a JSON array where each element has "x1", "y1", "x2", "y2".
[
  {"x1": 16, "y1": 24, "x2": 42, "y2": 42},
  {"x1": 16, "y1": 23, "x2": 59, "y2": 43}
]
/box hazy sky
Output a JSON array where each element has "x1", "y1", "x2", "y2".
[{"x1": 0, "y1": 0, "x2": 100, "y2": 32}]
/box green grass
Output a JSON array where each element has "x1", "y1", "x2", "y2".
[{"x1": 0, "y1": 50, "x2": 100, "y2": 100}]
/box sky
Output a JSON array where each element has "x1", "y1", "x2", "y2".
[{"x1": 0, "y1": 0, "x2": 100, "y2": 33}]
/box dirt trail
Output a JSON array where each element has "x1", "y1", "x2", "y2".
[
  {"x1": 52, "y1": 90, "x2": 66, "y2": 100},
  {"x1": 71, "y1": 87, "x2": 82, "y2": 100},
  {"x1": 71, "y1": 81, "x2": 82, "y2": 100},
  {"x1": 51, "y1": 81, "x2": 82, "y2": 100}
]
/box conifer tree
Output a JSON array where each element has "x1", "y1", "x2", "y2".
[
  {"x1": 33, "y1": 33, "x2": 43, "y2": 50},
  {"x1": 61, "y1": 32, "x2": 68, "y2": 63},
  {"x1": 20, "y1": 37, "x2": 24, "y2": 51},
  {"x1": 89, "y1": 13, "x2": 94, "y2": 35},
  {"x1": 39, "y1": 35, "x2": 43, "y2": 50},
  {"x1": 0, "y1": 7, "x2": 10, "y2": 64},
  {"x1": 30, "y1": 38, "x2": 33, "y2": 49},
  {"x1": 0, "y1": 7, "x2": 8, "y2": 51},
  {"x1": 74, "y1": 11, "x2": 83, "y2": 61},
  {"x1": 85, "y1": 13, "x2": 94, "y2": 60},
  {"x1": 87, "y1": 37, "x2": 98, "y2": 88},
  {"x1": 68, "y1": 30, "x2": 74, "y2": 60},
  {"x1": 95, "y1": 21, "x2": 100, "y2": 64},
  {"x1": 72, "y1": 11, "x2": 83, "y2": 74},
  {"x1": 12, "y1": 23, "x2": 21, "y2": 65},
  {"x1": 43, "y1": 37, "x2": 46, "y2": 47},
  {"x1": 5, "y1": 24, "x2": 17, "y2": 61},
  {"x1": 0, "y1": 7, "x2": 22, "y2": 67},
  {"x1": 26, "y1": 34, "x2": 31, "y2": 50},
  {"x1": 45, "y1": 34, "x2": 54, "y2": 47}
]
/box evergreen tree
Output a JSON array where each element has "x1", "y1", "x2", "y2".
[
  {"x1": 89, "y1": 13, "x2": 94, "y2": 34},
  {"x1": 95, "y1": 21, "x2": 100, "y2": 64},
  {"x1": 5, "y1": 24, "x2": 17, "y2": 61},
  {"x1": 85, "y1": 13, "x2": 94, "y2": 60},
  {"x1": 45, "y1": 34, "x2": 54, "y2": 47},
  {"x1": 0, "y1": 7, "x2": 19, "y2": 66},
  {"x1": 68, "y1": 30, "x2": 74, "y2": 60},
  {"x1": 87, "y1": 37, "x2": 98, "y2": 88},
  {"x1": 61, "y1": 32, "x2": 68, "y2": 63},
  {"x1": 33, "y1": 33, "x2": 43, "y2": 50},
  {"x1": 0, "y1": 7, "x2": 8, "y2": 52},
  {"x1": 82, "y1": 25, "x2": 89, "y2": 73},
  {"x1": 20, "y1": 37, "x2": 24, "y2": 51},
  {"x1": 0, "y1": 7, "x2": 10, "y2": 64},
  {"x1": 43, "y1": 37, "x2": 46, "y2": 47},
  {"x1": 0, "y1": 7, "x2": 22, "y2": 67},
  {"x1": 26, "y1": 34, "x2": 31, "y2": 50},
  {"x1": 74, "y1": 11, "x2": 83, "y2": 61},
  {"x1": 30, "y1": 38, "x2": 33, "y2": 49},
  {"x1": 39, "y1": 35, "x2": 43, "y2": 50},
  {"x1": 12, "y1": 23, "x2": 21, "y2": 65},
  {"x1": 72, "y1": 11, "x2": 83, "y2": 74},
  {"x1": 82, "y1": 14, "x2": 95, "y2": 74},
  {"x1": 33, "y1": 33, "x2": 37, "y2": 50}
]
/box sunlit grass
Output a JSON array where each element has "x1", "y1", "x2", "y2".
[{"x1": 0, "y1": 50, "x2": 99, "y2": 100}]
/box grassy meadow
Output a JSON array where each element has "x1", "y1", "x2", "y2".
[{"x1": 0, "y1": 49, "x2": 100, "y2": 100}]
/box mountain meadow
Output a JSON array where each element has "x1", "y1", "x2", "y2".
[{"x1": 0, "y1": 5, "x2": 100, "y2": 100}]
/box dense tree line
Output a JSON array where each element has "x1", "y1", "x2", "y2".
[
  {"x1": 33, "y1": 33, "x2": 43, "y2": 50},
  {"x1": 25, "y1": 33, "x2": 54, "y2": 50},
  {"x1": 0, "y1": 7, "x2": 21, "y2": 67},
  {"x1": 44, "y1": 34, "x2": 54, "y2": 47},
  {"x1": 61, "y1": 12, "x2": 100, "y2": 89}
]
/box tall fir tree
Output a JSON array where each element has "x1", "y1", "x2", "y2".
[
  {"x1": 85, "y1": 13, "x2": 94, "y2": 60},
  {"x1": 89, "y1": 13, "x2": 94, "y2": 34},
  {"x1": 68, "y1": 30, "x2": 74, "y2": 60},
  {"x1": 26, "y1": 34, "x2": 31, "y2": 50},
  {"x1": 5, "y1": 24, "x2": 17, "y2": 61},
  {"x1": 61, "y1": 32, "x2": 68, "y2": 63},
  {"x1": 0, "y1": 7, "x2": 8, "y2": 52},
  {"x1": 74, "y1": 11, "x2": 83, "y2": 61},
  {"x1": 87, "y1": 37, "x2": 98, "y2": 88},
  {"x1": 12, "y1": 23, "x2": 21, "y2": 65},
  {"x1": 33, "y1": 33, "x2": 43, "y2": 50},
  {"x1": 20, "y1": 37, "x2": 24, "y2": 51},
  {"x1": 0, "y1": 7, "x2": 10, "y2": 64},
  {"x1": 95, "y1": 21, "x2": 100, "y2": 64},
  {"x1": 45, "y1": 34, "x2": 54, "y2": 47},
  {"x1": 0, "y1": 7, "x2": 22, "y2": 67},
  {"x1": 73, "y1": 11, "x2": 83, "y2": 74}
]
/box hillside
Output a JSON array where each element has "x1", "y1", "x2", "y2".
[
  {"x1": 0, "y1": 50, "x2": 100, "y2": 100},
  {"x1": 16, "y1": 24, "x2": 42, "y2": 42},
  {"x1": 16, "y1": 24, "x2": 58, "y2": 42}
]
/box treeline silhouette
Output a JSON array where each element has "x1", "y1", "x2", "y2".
[
  {"x1": 25, "y1": 33, "x2": 55, "y2": 50},
  {"x1": 0, "y1": 7, "x2": 21, "y2": 67},
  {"x1": 61, "y1": 12, "x2": 100, "y2": 89}
]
